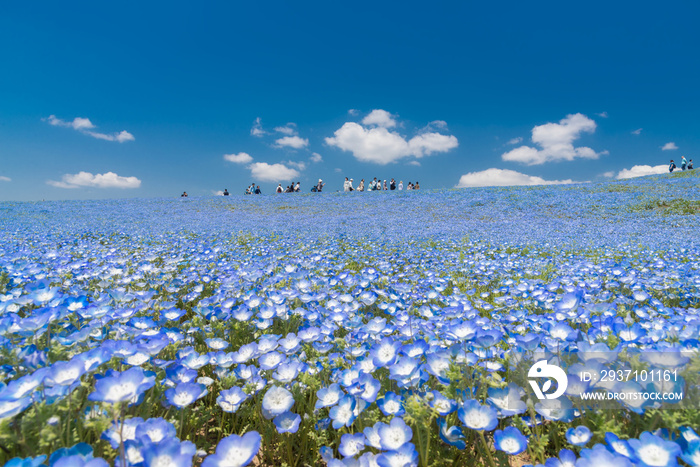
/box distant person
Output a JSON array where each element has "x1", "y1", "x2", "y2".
[
  {"x1": 689, "y1": 159, "x2": 694, "y2": 170},
  {"x1": 315, "y1": 179, "x2": 325, "y2": 192},
  {"x1": 244, "y1": 186, "x2": 252, "y2": 195},
  {"x1": 343, "y1": 177, "x2": 350, "y2": 192},
  {"x1": 681, "y1": 156, "x2": 688, "y2": 170},
  {"x1": 295, "y1": 182, "x2": 300, "y2": 192},
  {"x1": 669, "y1": 160, "x2": 676, "y2": 173},
  {"x1": 415, "y1": 181, "x2": 420, "y2": 190},
  {"x1": 349, "y1": 178, "x2": 354, "y2": 191},
  {"x1": 181, "y1": 191, "x2": 188, "y2": 197},
  {"x1": 368, "y1": 178, "x2": 376, "y2": 191},
  {"x1": 407, "y1": 182, "x2": 413, "y2": 190},
  {"x1": 358, "y1": 179, "x2": 365, "y2": 191},
  {"x1": 398, "y1": 181, "x2": 403, "y2": 190},
  {"x1": 390, "y1": 178, "x2": 396, "y2": 190},
  {"x1": 223, "y1": 189, "x2": 229, "y2": 196},
  {"x1": 383, "y1": 180, "x2": 387, "y2": 190},
  {"x1": 255, "y1": 185, "x2": 261, "y2": 194},
  {"x1": 276, "y1": 184, "x2": 283, "y2": 193}
]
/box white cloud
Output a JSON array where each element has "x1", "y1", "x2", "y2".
[
  {"x1": 47, "y1": 171, "x2": 141, "y2": 189},
  {"x1": 601, "y1": 171, "x2": 615, "y2": 178},
  {"x1": 325, "y1": 112, "x2": 458, "y2": 165},
  {"x1": 616, "y1": 164, "x2": 668, "y2": 179},
  {"x1": 286, "y1": 160, "x2": 307, "y2": 171},
  {"x1": 334, "y1": 168, "x2": 342, "y2": 173},
  {"x1": 274, "y1": 124, "x2": 297, "y2": 135},
  {"x1": 597, "y1": 111, "x2": 608, "y2": 118},
  {"x1": 249, "y1": 162, "x2": 300, "y2": 182},
  {"x1": 45, "y1": 115, "x2": 134, "y2": 143},
  {"x1": 310, "y1": 152, "x2": 323, "y2": 163},
  {"x1": 501, "y1": 113, "x2": 601, "y2": 165},
  {"x1": 251, "y1": 117, "x2": 265, "y2": 137},
  {"x1": 507, "y1": 137, "x2": 523, "y2": 145},
  {"x1": 408, "y1": 161, "x2": 421, "y2": 166},
  {"x1": 348, "y1": 109, "x2": 359, "y2": 116},
  {"x1": 662, "y1": 142, "x2": 678, "y2": 151},
  {"x1": 212, "y1": 190, "x2": 224, "y2": 196},
  {"x1": 275, "y1": 136, "x2": 309, "y2": 149},
  {"x1": 455, "y1": 168, "x2": 575, "y2": 188},
  {"x1": 362, "y1": 109, "x2": 397, "y2": 128},
  {"x1": 631, "y1": 128, "x2": 642, "y2": 135},
  {"x1": 0, "y1": 176, "x2": 10, "y2": 182},
  {"x1": 223, "y1": 152, "x2": 253, "y2": 164}
]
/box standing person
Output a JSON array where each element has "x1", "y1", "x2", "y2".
[
  {"x1": 669, "y1": 160, "x2": 676, "y2": 173},
  {"x1": 295, "y1": 181, "x2": 300, "y2": 192},
  {"x1": 368, "y1": 178, "x2": 376, "y2": 191},
  {"x1": 681, "y1": 156, "x2": 688, "y2": 171},
  {"x1": 407, "y1": 182, "x2": 413, "y2": 190},
  {"x1": 223, "y1": 189, "x2": 229, "y2": 196},
  {"x1": 415, "y1": 181, "x2": 420, "y2": 190},
  {"x1": 181, "y1": 191, "x2": 188, "y2": 197},
  {"x1": 383, "y1": 180, "x2": 387, "y2": 190},
  {"x1": 276, "y1": 184, "x2": 283, "y2": 193},
  {"x1": 390, "y1": 179, "x2": 396, "y2": 190},
  {"x1": 343, "y1": 177, "x2": 350, "y2": 192},
  {"x1": 398, "y1": 181, "x2": 403, "y2": 190},
  {"x1": 255, "y1": 185, "x2": 261, "y2": 194},
  {"x1": 316, "y1": 179, "x2": 325, "y2": 192},
  {"x1": 358, "y1": 179, "x2": 365, "y2": 191},
  {"x1": 348, "y1": 178, "x2": 354, "y2": 191},
  {"x1": 689, "y1": 159, "x2": 694, "y2": 170}
]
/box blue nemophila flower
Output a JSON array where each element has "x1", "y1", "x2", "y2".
[
  {"x1": 428, "y1": 390, "x2": 457, "y2": 416},
  {"x1": 48, "y1": 443, "x2": 95, "y2": 465},
  {"x1": 493, "y1": 427, "x2": 527, "y2": 455},
  {"x1": 101, "y1": 417, "x2": 144, "y2": 449},
  {"x1": 566, "y1": 425, "x2": 592, "y2": 447},
  {"x1": 316, "y1": 383, "x2": 344, "y2": 409},
  {"x1": 457, "y1": 400, "x2": 498, "y2": 431},
  {"x1": 377, "y1": 391, "x2": 405, "y2": 417},
  {"x1": 486, "y1": 383, "x2": 526, "y2": 417},
  {"x1": 378, "y1": 417, "x2": 413, "y2": 451},
  {"x1": 135, "y1": 417, "x2": 177, "y2": 444},
  {"x1": 164, "y1": 382, "x2": 208, "y2": 408},
  {"x1": 45, "y1": 359, "x2": 86, "y2": 387},
  {"x1": 217, "y1": 387, "x2": 250, "y2": 413},
  {"x1": 544, "y1": 448, "x2": 577, "y2": 467},
  {"x1": 628, "y1": 432, "x2": 682, "y2": 467},
  {"x1": 88, "y1": 367, "x2": 155, "y2": 404},
  {"x1": 4, "y1": 455, "x2": 47, "y2": 467},
  {"x1": 142, "y1": 438, "x2": 196, "y2": 467},
  {"x1": 202, "y1": 431, "x2": 261, "y2": 467},
  {"x1": 604, "y1": 432, "x2": 635, "y2": 459},
  {"x1": 273, "y1": 411, "x2": 301, "y2": 434},
  {"x1": 262, "y1": 386, "x2": 295, "y2": 419},
  {"x1": 371, "y1": 337, "x2": 400, "y2": 367},
  {"x1": 376, "y1": 442, "x2": 418, "y2": 467},
  {"x1": 534, "y1": 397, "x2": 575, "y2": 423},
  {"x1": 329, "y1": 395, "x2": 357, "y2": 429},
  {"x1": 272, "y1": 360, "x2": 302, "y2": 383},
  {"x1": 0, "y1": 397, "x2": 33, "y2": 421},
  {"x1": 576, "y1": 444, "x2": 635, "y2": 467},
  {"x1": 53, "y1": 456, "x2": 109, "y2": 467},
  {"x1": 437, "y1": 418, "x2": 466, "y2": 449},
  {"x1": 258, "y1": 351, "x2": 286, "y2": 370},
  {"x1": 339, "y1": 433, "x2": 366, "y2": 458}
]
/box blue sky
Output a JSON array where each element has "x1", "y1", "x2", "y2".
[{"x1": 1, "y1": 1, "x2": 698, "y2": 200}]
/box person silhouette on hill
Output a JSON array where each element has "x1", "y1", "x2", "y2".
[
  {"x1": 681, "y1": 156, "x2": 688, "y2": 171},
  {"x1": 181, "y1": 191, "x2": 188, "y2": 197},
  {"x1": 223, "y1": 189, "x2": 229, "y2": 196},
  {"x1": 669, "y1": 160, "x2": 676, "y2": 172}
]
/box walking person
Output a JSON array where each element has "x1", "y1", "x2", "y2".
[
  {"x1": 681, "y1": 156, "x2": 688, "y2": 171},
  {"x1": 276, "y1": 184, "x2": 283, "y2": 193},
  {"x1": 368, "y1": 178, "x2": 376, "y2": 191},
  {"x1": 398, "y1": 181, "x2": 403, "y2": 190},
  {"x1": 689, "y1": 159, "x2": 694, "y2": 170},
  {"x1": 669, "y1": 160, "x2": 676, "y2": 173},
  {"x1": 383, "y1": 180, "x2": 387, "y2": 190},
  {"x1": 415, "y1": 181, "x2": 420, "y2": 190},
  {"x1": 295, "y1": 181, "x2": 300, "y2": 192},
  {"x1": 255, "y1": 185, "x2": 261, "y2": 194},
  {"x1": 316, "y1": 179, "x2": 325, "y2": 192},
  {"x1": 390, "y1": 178, "x2": 396, "y2": 190},
  {"x1": 358, "y1": 179, "x2": 365, "y2": 191}
]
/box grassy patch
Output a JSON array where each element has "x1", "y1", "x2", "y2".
[{"x1": 630, "y1": 198, "x2": 700, "y2": 215}]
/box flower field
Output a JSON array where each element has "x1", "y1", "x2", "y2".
[{"x1": 1, "y1": 170, "x2": 699, "y2": 467}]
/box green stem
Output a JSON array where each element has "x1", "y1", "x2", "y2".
[{"x1": 478, "y1": 431, "x2": 497, "y2": 467}]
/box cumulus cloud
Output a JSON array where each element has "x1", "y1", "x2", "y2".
[
  {"x1": 274, "y1": 124, "x2": 297, "y2": 135},
  {"x1": 46, "y1": 115, "x2": 134, "y2": 143},
  {"x1": 275, "y1": 136, "x2": 309, "y2": 149},
  {"x1": 662, "y1": 142, "x2": 678, "y2": 151},
  {"x1": 615, "y1": 164, "x2": 668, "y2": 179},
  {"x1": 501, "y1": 113, "x2": 602, "y2": 165},
  {"x1": 212, "y1": 190, "x2": 224, "y2": 196},
  {"x1": 325, "y1": 110, "x2": 458, "y2": 165},
  {"x1": 47, "y1": 171, "x2": 141, "y2": 189},
  {"x1": 310, "y1": 152, "x2": 323, "y2": 163},
  {"x1": 286, "y1": 160, "x2": 307, "y2": 171},
  {"x1": 248, "y1": 162, "x2": 300, "y2": 182},
  {"x1": 507, "y1": 137, "x2": 523, "y2": 145},
  {"x1": 0, "y1": 176, "x2": 10, "y2": 182},
  {"x1": 348, "y1": 109, "x2": 359, "y2": 116},
  {"x1": 223, "y1": 152, "x2": 253, "y2": 164},
  {"x1": 362, "y1": 109, "x2": 397, "y2": 128},
  {"x1": 601, "y1": 171, "x2": 615, "y2": 178},
  {"x1": 631, "y1": 128, "x2": 642, "y2": 135},
  {"x1": 455, "y1": 168, "x2": 575, "y2": 188}
]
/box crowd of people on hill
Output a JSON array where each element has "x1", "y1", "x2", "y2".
[
  {"x1": 342, "y1": 177, "x2": 418, "y2": 191},
  {"x1": 670, "y1": 156, "x2": 694, "y2": 172}
]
